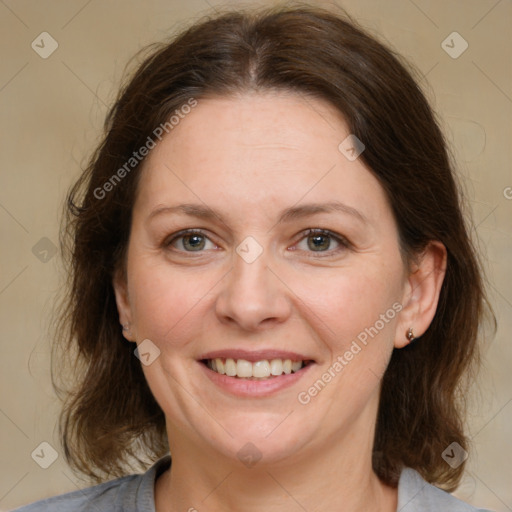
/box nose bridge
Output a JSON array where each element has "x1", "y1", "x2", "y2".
[{"x1": 215, "y1": 238, "x2": 290, "y2": 330}]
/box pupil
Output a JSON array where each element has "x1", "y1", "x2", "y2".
[
  {"x1": 308, "y1": 234, "x2": 329, "y2": 251},
  {"x1": 185, "y1": 235, "x2": 205, "y2": 251}
]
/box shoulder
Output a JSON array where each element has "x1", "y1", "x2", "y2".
[
  {"x1": 11, "y1": 475, "x2": 140, "y2": 512},
  {"x1": 397, "y1": 467, "x2": 494, "y2": 512},
  {"x1": 11, "y1": 456, "x2": 171, "y2": 512}
]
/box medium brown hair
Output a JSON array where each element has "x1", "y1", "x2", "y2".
[{"x1": 56, "y1": 4, "x2": 489, "y2": 490}]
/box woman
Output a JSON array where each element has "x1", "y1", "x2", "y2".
[{"x1": 15, "y1": 5, "x2": 493, "y2": 511}]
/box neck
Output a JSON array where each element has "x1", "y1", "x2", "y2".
[{"x1": 155, "y1": 402, "x2": 397, "y2": 512}]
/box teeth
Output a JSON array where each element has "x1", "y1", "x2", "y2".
[
  {"x1": 215, "y1": 358, "x2": 225, "y2": 375},
  {"x1": 206, "y1": 358, "x2": 307, "y2": 379},
  {"x1": 291, "y1": 361, "x2": 302, "y2": 372},
  {"x1": 270, "y1": 359, "x2": 283, "y2": 376},
  {"x1": 253, "y1": 360, "x2": 271, "y2": 378},
  {"x1": 225, "y1": 358, "x2": 237, "y2": 377},
  {"x1": 236, "y1": 359, "x2": 253, "y2": 378}
]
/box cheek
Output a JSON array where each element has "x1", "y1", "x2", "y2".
[
  {"x1": 294, "y1": 265, "x2": 402, "y2": 415},
  {"x1": 294, "y1": 260, "x2": 403, "y2": 356},
  {"x1": 128, "y1": 260, "x2": 218, "y2": 344}
]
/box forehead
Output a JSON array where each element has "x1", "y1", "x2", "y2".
[{"x1": 134, "y1": 91, "x2": 391, "y2": 226}]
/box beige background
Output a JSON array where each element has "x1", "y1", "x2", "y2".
[{"x1": 1, "y1": 0, "x2": 511, "y2": 510}]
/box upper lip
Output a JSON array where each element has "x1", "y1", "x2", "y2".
[{"x1": 198, "y1": 349, "x2": 315, "y2": 363}]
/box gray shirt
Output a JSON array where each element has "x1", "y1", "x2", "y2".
[{"x1": 13, "y1": 455, "x2": 493, "y2": 511}]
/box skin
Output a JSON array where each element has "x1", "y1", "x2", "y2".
[{"x1": 114, "y1": 91, "x2": 446, "y2": 512}]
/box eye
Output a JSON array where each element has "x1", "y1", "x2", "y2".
[
  {"x1": 165, "y1": 228, "x2": 349, "y2": 255},
  {"x1": 293, "y1": 229, "x2": 350, "y2": 255},
  {"x1": 166, "y1": 229, "x2": 217, "y2": 252}
]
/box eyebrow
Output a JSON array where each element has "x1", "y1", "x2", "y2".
[{"x1": 147, "y1": 201, "x2": 367, "y2": 225}]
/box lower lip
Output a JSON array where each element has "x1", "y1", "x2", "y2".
[{"x1": 198, "y1": 361, "x2": 314, "y2": 397}]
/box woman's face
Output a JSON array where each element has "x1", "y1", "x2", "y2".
[{"x1": 115, "y1": 92, "x2": 419, "y2": 466}]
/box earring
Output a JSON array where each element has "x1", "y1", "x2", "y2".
[
  {"x1": 122, "y1": 323, "x2": 130, "y2": 332},
  {"x1": 406, "y1": 327, "x2": 415, "y2": 342}
]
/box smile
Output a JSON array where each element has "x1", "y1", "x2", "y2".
[
  {"x1": 203, "y1": 358, "x2": 312, "y2": 379},
  {"x1": 197, "y1": 349, "x2": 316, "y2": 396}
]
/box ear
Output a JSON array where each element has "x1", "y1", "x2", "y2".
[
  {"x1": 395, "y1": 241, "x2": 447, "y2": 348},
  {"x1": 113, "y1": 267, "x2": 135, "y2": 342}
]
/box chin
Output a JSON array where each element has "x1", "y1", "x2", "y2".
[{"x1": 206, "y1": 414, "x2": 315, "y2": 468}]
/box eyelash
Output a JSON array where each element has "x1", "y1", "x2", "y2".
[{"x1": 164, "y1": 228, "x2": 351, "y2": 257}]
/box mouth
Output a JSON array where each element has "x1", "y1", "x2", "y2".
[
  {"x1": 200, "y1": 357, "x2": 314, "y2": 380},
  {"x1": 197, "y1": 349, "x2": 316, "y2": 396}
]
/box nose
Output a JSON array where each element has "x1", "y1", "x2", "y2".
[{"x1": 215, "y1": 247, "x2": 292, "y2": 332}]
